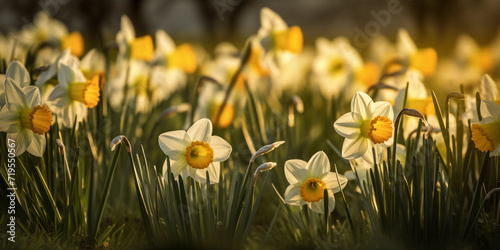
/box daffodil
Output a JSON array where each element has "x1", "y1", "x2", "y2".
[
  {"x1": 312, "y1": 37, "x2": 380, "y2": 98},
  {"x1": 0, "y1": 61, "x2": 31, "y2": 108},
  {"x1": 47, "y1": 62, "x2": 100, "y2": 128},
  {"x1": 284, "y1": 151, "x2": 347, "y2": 214},
  {"x1": 19, "y1": 11, "x2": 84, "y2": 57},
  {"x1": 117, "y1": 15, "x2": 154, "y2": 62},
  {"x1": 334, "y1": 92, "x2": 394, "y2": 164},
  {"x1": 154, "y1": 30, "x2": 197, "y2": 74},
  {"x1": 80, "y1": 48, "x2": 106, "y2": 87},
  {"x1": 258, "y1": 8, "x2": 303, "y2": 54},
  {"x1": 470, "y1": 100, "x2": 500, "y2": 156},
  {"x1": 158, "y1": 118, "x2": 232, "y2": 184},
  {"x1": 463, "y1": 74, "x2": 500, "y2": 123},
  {"x1": 397, "y1": 29, "x2": 437, "y2": 77},
  {"x1": 0, "y1": 78, "x2": 52, "y2": 157}
]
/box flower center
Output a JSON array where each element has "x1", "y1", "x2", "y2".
[
  {"x1": 210, "y1": 101, "x2": 235, "y2": 129},
  {"x1": 272, "y1": 26, "x2": 303, "y2": 53},
  {"x1": 360, "y1": 115, "x2": 393, "y2": 144},
  {"x1": 61, "y1": 31, "x2": 84, "y2": 57},
  {"x1": 129, "y1": 35, "x2": 154, "y2": 61},
  {"x1": 167, "y1": 44, "x2": 197, "y2": 73},
  {"x1": 20, "y1": 105, "x2": 52, "y2": 135},
  {"x1": 471, "y1": 122, "x2": 500, "y2": 152},
  {"x1": 70, "y1": 74, "x2": 101, "y2": 108},
  {"x1": 185, "y1": 141, "x2": 214, "y2": 169},
  {"x1": 410, "y1": 48, "x2": 437, "y2": 76},
  {"x1": 300, "y1": 177, "x2": 326, "y2": 202}
]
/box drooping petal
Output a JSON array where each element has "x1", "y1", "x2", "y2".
[
  {"x1": 26, "y1": 134, "x2": 46, "y2": 157},
  {"x1": 351, "y1": 91, "x2": 374, "y2": 120},
  {"x1": 334, "y1": 112, "x2": 361, "y2": 139},
  {"x1": 284, "y1": 159, "x2": 308, "y2": 184},
  {"x1": 210, "y1": 135, "x2": 232, "y2": 162},
  {"x1": 341, "y1": 136, "x2": 369, "y2": 160},
  {"x1": 322, "y1": 172, "x2": 348, "y2": 193},
  {"x1": 158, "y1": 130, "x2": 190, "y2": 157},
  {"x1": 284, "y1": 183, "x2": 306, "y2": 206},
  {"x1": 307, "y1": 151, "x2": 330, "y2": 177},
  {"x1": 187, "y1": 118, "x2": 213, "y2": 142}
]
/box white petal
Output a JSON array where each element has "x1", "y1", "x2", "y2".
[
  {"x1": 158, "y1": 130, "x2": 190, "y2": 157},
  {"x1": 6, "y1": 61, "x2": 30, "y2": 87},
  {"x1": 284, "y1": 159, "x2": 308, "y2": 184},
  {"x1": 307, "y1": 151, "x2": 330, "y2": 177},
  {"x1": 155, "y1": 30, "x2": 175, "y2": 54},
  {"x1": 27, "y1": 134, "x2": 46, "y2": 157},
  {"x1": 57, "y1": 63, "x2": 76, "y2": 87},
  {"x1": 480, "y1": 74, "x2": 499, "y2": 101},
  {"x1": 361, "y1": 144, "x2": 384, "y2": 165},
  {"x1": 48, "y1": 85, "x2": 68, "y2": 100},
  {"x1": 322, "y1": 172, "x2": 348, "y2": 193},
  {"x1": 284, "y1": 183, "x2": 306, "y2": 206},
  {"x1": 165, "y1": 158, "x2": 188, "y2": 181},
  {"x1": 120, "y1": 15, "x2": 135, "y2": 41},
  {"x1": 210, "y1": 136, "x2": 232, "y2": 162},
  {"x1": 480, "y1": 100, "x2": 500, "y2": 119},
  {"x1": 351, "y1": 91, "x2": 374, "y2": 120},
  {"x1": 5, "y1": 78, "x2": 27, "y2": 109},
  {"x1": 187, "y1": 118, "x2": 213, "y2": 142},
  {"x1": 190, "y1": 162, "x2": 220, "y2": 184},
  {"x1": 10, "y1": 130, "x2": 30, "y2": 156},
  {"x1": 0, "y1": 105, "x2": 20, "y2": 133},
  {"x1": 373, "y1": 101, "x2": 394, "y2": 121},
  {"x1": 24, "y1": 86, "x2": 41, "y2": 108},
  {"x1": 341, "y1": 136, "x2": 369, "y2": 160},
  {"x1": 334, "y1": 112, "x2": 361, "y2": 139}
]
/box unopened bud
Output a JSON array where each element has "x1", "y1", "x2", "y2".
[
  {"x1": 110, "y1": 135, "x2": 131, "y2": 152},
  {"x1": 250, "y1": 141, "x2": 285, "y2": 163},
  {"x1": 252, "y1": 162, "x2": 277, "y2": 186}
]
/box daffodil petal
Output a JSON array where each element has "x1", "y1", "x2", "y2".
[
  {"x1": 120, "y1": 15, "x2": 135, "y2": 41},
  {"x1": 284, "y1": 183, "x2": 306, "y2": 206},
  {"x1": 190, "y1": 162, "x2": 220, "y2": 184},
  {"x1": 167, "y1": 158, "x2": 188, "y2": 180},
  {"x1": 373, "y1": 101, "x2": 394, "y2": 121},
  {"x1": 5, "y1": 78, "x2": 27, "y2": 110},
  {"x1": 187, "y1": 118, "x2": 213, "y2": 142},
  {"x1": 6, "y1": 61, "x2": 30, "y2": 87},
  {"x1": 0, "y1": 105, "x2": 20, "y2": 133},
  {"x1": 27, "y1": 134, "x2": 46, "y2": 157},
  {"x1": 10, "y1": 130, "x2": 30, "y2": 156},
  {"x1": 351, "y1": 91, "x2": 374, "y2": 120},
  {"x1": 210, "y1": 136, "x2": 232, "y2": 162},
  {"x1": 480, "y1": 74, "x2": 499, "y2": 101},
  {"x1": 342, "y1": 136, "x2": 368, "y2": 160},
  {"x1": 322, "y1": 172, "x2": 348, "y2": 193},
  {"x1": 24, "y1": 86, "x2": 41, "y2": 108},
  {"x1": 284, "y1": 159, "x2": 308, "y2": 184},
  {"x1": 334, "y1": 112, "x2": 361, "y2": 139},
  {"x1": 158, "y1": 130, "x2": 190, "y2": 157},
  {"x1": 309, "y1": 193, "x2": 335, "y2": 214},
  {"x1": 480, "y1": 100, "x2": 500, "y2": 119},
  {"x1": 307, "y1": 151, "x2": 330, "y2": 177}
]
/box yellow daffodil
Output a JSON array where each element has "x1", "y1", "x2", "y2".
[
  {"x1": 117, "y1": 15, "x2": 154, "y2": 61},
  {"x1": 158, "y1": 118, "x2": 232, "y2": 184},
  {"x1": 284, "y1": 151, "x2": 347, "y2": 214},
  {"x1": 334, "y1": 92, "x2": 394, "y2": 164},
  {"x1": 0, "y1": 78, "x2": 52, "y2": 157},
  {"x1": 471, "y1": 100, "x2": 500, "y2": 156},
  {"x1": 47, "y1": 63, "x2": 100, "y2": 128}
]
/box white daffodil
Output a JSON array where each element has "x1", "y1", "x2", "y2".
[
  {"x1": 18, "y1": 11, "x2": 83, "y2": 57},
  {"x1": 0, "y1": 78, "x2": 53, "y2": 157},
  {"x1": 0, "y1": 61, "x2": 31, "y2": 108},
  {"x1": 334, "y1": 92, "x2": 394, "y2": 164},
  {"x1": 158, "y1": 118, "x2": 232, "y2": 184},
  {"x1": 284, "y1": 151, "x2": 347, "y2": 214},
  {"x1": 312, "y1": 37, "x2": 380, "y2": 99},
  {"x1": 470, "y1": 100, "x2": 500, "y2": 156},
  {"x1": 153, "y1": 30, "x2": 197, "y2": 74},
  {"x1": 397, "y1": 29, "x2": 437, "y2": 77},
  {"x1": 194, "y1": 82, "x2": 236, "y2": 129},
  {"x1": 463, "y1": 74, "x2": 500, "y2": 124},
  {"x1": 257, "y1": 7, "x2": 303, "y2": 55},
  {"x1": 116, "y1": 15, "x2": 154, "y2": 62},
  {"x1": 48, "y1": 62, "x2": 100, "y2": 128}
]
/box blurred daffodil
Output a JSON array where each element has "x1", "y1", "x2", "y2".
[
  {"x1": 334, "y1": 92, "x2": 394, "y2": 164},
  {"x1": 463, "y1": 74, "x2": 500, "y2": 123},
  {"x1": 471, "y1": 100, "x2": 500, "y2": 156},
  {"x1": 0, "y1": 78, "x2": 52, "y2": 157},
  {"x1": 397, "y1": 29, "x2": 437, "y2": 77},
  {"x1": 117, "y1": 15, "x2": 154, "y2": 61},
  {"x1": 159, "y1": 118, "x2": 232, "y2": 184},
  {"x1": 48, "y1": 63, "x2": 100, "y2": 128},
  {"x1": 284, "y1": 151, "x2": 347, "y2": 214},
  {"x1": 154, "y1": 30, "x2": 197, "y2": 74},
  {"x1": 258, "y1": 8, "x2": 303, "y2": 54}
]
